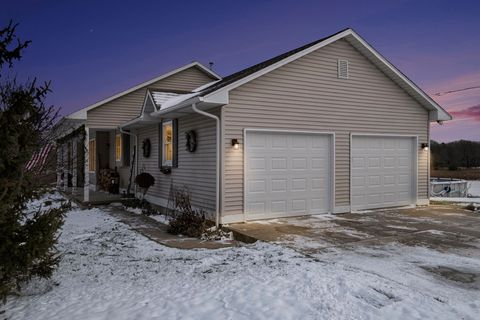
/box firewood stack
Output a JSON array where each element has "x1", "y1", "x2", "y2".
[{"x1": 98, "y1": 168, "x2": 119, "y2": 193}]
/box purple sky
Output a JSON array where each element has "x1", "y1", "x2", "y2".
[{"x1": 3, "y1": 0, "x2": 479, "y2": 142}]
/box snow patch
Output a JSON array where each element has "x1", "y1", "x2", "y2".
[{"x1": 6, "y1": 199, "x2": 480, "y2": 320}]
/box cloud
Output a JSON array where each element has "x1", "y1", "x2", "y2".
[{"x1": 450, "y1": 105, "x2": 480, "y2": 121}]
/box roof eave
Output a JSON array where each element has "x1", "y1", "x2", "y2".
[
  {"x1": 199, "y1": 28, "x2": 452, "y2": 122},
  {"x1": 121, "y1": 114, "x2": 159, "y2": 129},
  {"x1": 69, "y1": 62, "x2": 222, "y2": 119}
]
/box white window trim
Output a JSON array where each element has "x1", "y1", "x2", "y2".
[{"x1": 162, "y1": 120, "x2": 173, "y2": 167}]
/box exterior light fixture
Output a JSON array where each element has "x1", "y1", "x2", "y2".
[
  {"x1": 421, "y1": 143, "x2": 429, "y2": 151},
  {"x1": 231, "y1": 139, "x2": 239, "y2": 150}
]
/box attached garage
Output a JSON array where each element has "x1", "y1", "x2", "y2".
[
  {"x1": 244, "y1": 130, "x2": 334, "y2": 220},
  {"x1": 351, "y1": 135, "x2": 417, "y2": 211}
]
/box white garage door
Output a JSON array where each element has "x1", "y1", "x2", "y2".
[
  {"x1": 351, "y1": 135, "x2": 416, "y2": 210},
  {"x1": 245, "y1": 131, "x2": 332, "y2": 220}
]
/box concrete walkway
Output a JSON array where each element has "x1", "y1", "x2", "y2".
[
  {"x1": 103, "y1": 205, "x2": 238, "y2": 250},
  {"x1": 227, "y1": 205, "x2": 480, "y2": 254}
]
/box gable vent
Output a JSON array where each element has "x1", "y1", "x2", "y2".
[{"x1": 337, "y1": 59, "x2": 349, "y2": 79}]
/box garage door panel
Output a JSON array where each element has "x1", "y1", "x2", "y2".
[
  {"x1": 271, "y1": 157, "x2": 287, "y2": 170},
  {"x1": 271, "y1": 201, "x2": 287, "y2": 213},
  {"x1": 245, "y1": 131, "x2": 332, "y2": 219},
  {"x1": 271, "y1": 135, "x2": 288, "y2": 148},
  {"x1": 248, "y1": 202, "x2": 266, "y2": 214},
  {"x1": 352, "y1": 136, "x2": 415, "y2": 210},
  {"x1": 292, "y1": 157, "x2": 308, "y2": 169}
]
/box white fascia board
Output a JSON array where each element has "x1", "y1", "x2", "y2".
[
  {"x1": 71, "y1": 62, "x2": 221, "y2": 118},
  {"x1": 202, "y1": 29, "x2": 452, "y2": 121},
  {"x1": 141, "y1": 90, "x2": 157, "y2": 114},
  {"x1": 201, "y1": 90, "x2": 229, "y2": 104},
  {"x1": 150, "y1": 96, "x2": 202, "y2": 117},
  {"x1": 193, "y1": 62, "x2": 222, "y2": 80},
  {"x1": 66, "y1": 108, "x2": 87, "y2": 120},
  {"x1": 121, "y1": 113, "x2": 158, "y2": 129},
  {"x1": 346, "y1": 30, "x2": 452, "y2": 121},
  {"x1": 202, "y1": 29, "x2": 353, "y2": 102}
]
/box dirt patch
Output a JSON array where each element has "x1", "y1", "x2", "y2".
[
  {"x1": 421, "y1": 266, "x2": 478, "y2": 285},
  {"x1": 431, "y1": 168, "x2": 480, "y2": 180}
]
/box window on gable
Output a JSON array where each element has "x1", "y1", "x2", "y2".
[
  {"x1": 162, "y1": 120, "x2": 173, "y2": 166},
  {"x1": 115, "y1": 133, "x2": 122, "y2": 162}
]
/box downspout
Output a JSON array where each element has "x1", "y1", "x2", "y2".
[
  {"x1": 119, "y1": 127, "x2": 138, "y2": 196},
  {"x1": 192, "y1": 102, "x2": 220, "y2": 229}
]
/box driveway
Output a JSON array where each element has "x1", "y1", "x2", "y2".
[
  {"x1": 227, "y1": 205, "x2": 480, "y2": 254},
  {"x1": 228, "y1": 205, "x2": 480, "y2": 292}
]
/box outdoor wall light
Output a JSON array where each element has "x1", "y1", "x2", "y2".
[
  {"x1": 421, "y1": 143, "x2": 429, "y2": 151},
  {"x1": 231, "y1": 139, "x2": 239, "y2": 150}
]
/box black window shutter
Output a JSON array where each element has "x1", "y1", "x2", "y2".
[
  {"x1": 158, "y1": 122, "x2": 163, "y2": 168},
  {"x1": 122, "y1": 133, "x2": 130, "y2": 166},
  {"x1": 173, "y1": 118, "x2": 179, "y2": 168}
]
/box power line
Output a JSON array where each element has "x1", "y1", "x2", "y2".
[{"x1": 432, "y1": 85, "x2": 480, "y2": 96}]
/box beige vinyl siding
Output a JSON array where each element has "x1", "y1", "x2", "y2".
[
  {"x1": 86, "y1": 66, "x2": 216, "y2": 129},
  {"x1": 86, "y1": 66, "x2": 216, "y2": 188},
  {"x1": 136, "y1": 109, "x2": 218, "y2": 212},
  {"x1": 223, "y1": 39, "x2": 429, "y2": 216}
]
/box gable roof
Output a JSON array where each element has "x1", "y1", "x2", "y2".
[
  {"x1": 193, "y1": 28, "x2": 451, "y2": 121},
  {"x1": 199, "y1": 28, "x2": 350, "y2": 97},
  {"x1": 66, "y1": 62, "x2": 221, "y2": 120}
]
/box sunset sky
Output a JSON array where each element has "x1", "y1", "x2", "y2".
[{"x1": 2, "y1": 0, "x2": 479, "y2": 142}]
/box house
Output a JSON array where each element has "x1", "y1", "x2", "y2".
[
  {"x1": 60, "y1": 28, "x2": 452, "y2": 224},
  {"x1": 55, "y1": 62, "x2": 221, "y2": 197}
]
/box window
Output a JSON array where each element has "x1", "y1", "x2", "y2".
[
  {"x1": 115, "y1": 133, "x2": 122, "y2": 162},
  {"x1": 162, "y1": 120, "x2": 173, "y2": 166},
  {"x1": 88, "y1": 139, "x2": 96, "y2": 172}
]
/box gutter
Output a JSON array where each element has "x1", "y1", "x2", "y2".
[
  {"x1": 191, "y1": 102, "x2": 221, "y2": 229},
  {"x1": 118, "y1": 127, "x2": 138, "y2": 196}
]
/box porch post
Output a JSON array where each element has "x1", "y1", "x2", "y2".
[
  {"x1": 84, "y1": 126, "x2": 90, "y2": 203},
  {"x1": 72, "y1": 139, "x2": 77, "y2": 190},
  {"x1": 62, "y1": 143, "x2": 67, "y2": 192},
  {"x1": 56, "y1": 144, "x2": 62, "y2": 188}
]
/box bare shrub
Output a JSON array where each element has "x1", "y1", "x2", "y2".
[{"x1": 167, "y1": 186, "x2": 207, "y2": 238}]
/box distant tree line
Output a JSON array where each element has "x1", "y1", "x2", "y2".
[{"x1": 431, "y1": 140, "x2": 480, "y2": 170}]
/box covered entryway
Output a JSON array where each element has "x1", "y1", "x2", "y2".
[
  {"x1": 351, "y1": 135, "x2": 417, "y2": 210},
  {"x1": 244, "y1": 130, "x2": 333, "y2": 220}
]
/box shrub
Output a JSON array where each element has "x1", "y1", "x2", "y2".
[
  {"x1": 0, "y1": 22, "x2": 67, "y2": 301},
  {"x1": 465, "y1": 203, "x2": 478, "y2": 212},
  {"x1": 122, "y1": 198, "x2": 160, "y2": 216},
  {"x1": 167, "y1": 187, "x2": 207, "y2": 238},
  {"x1": 134, "y1": 172, "x2": 155, "y2": 189},
  {"x1": 448, "y1": 164, "x2": 458, "y2": 171},
  {"x1": 0, "y1": 190, "x2": 69, "y2": 300}
]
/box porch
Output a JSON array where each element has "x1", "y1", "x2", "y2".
[{"x1": 60, "y1": 187, "x2": 128, "y2": 205}]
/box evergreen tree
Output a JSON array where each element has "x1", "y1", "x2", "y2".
[{"x1": 0, "y1": 21, "x2": 68, "y2": 301}]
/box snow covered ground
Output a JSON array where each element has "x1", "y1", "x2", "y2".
[
  {"x1": 5, "y1": 195, "x2": 480, "y2": 320},
  {"x1": 468, "y1": 180, "x2": 480, "y2": 197}
]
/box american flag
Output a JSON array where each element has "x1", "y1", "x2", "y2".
[{"x1": 25, "y1": 143, "x2": 54, "y2": 171}]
